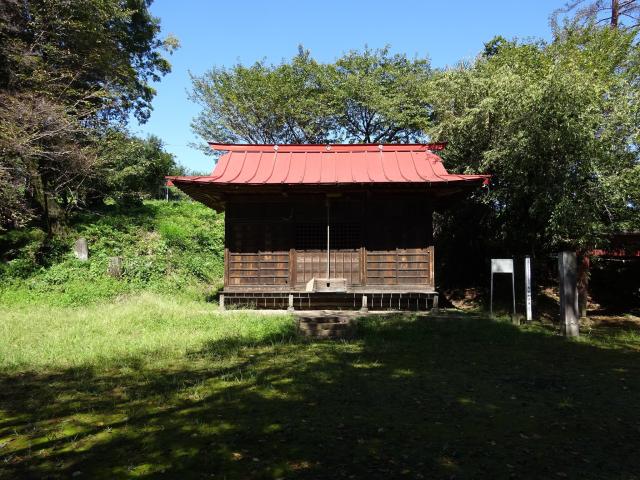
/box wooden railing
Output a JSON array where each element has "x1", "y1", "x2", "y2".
[
  {"x1": 225, "y1": 246, "x2": 434, "y2": 290},
  {"x1": 366, "y1": 247, "x2": 434, "y2": 287}
]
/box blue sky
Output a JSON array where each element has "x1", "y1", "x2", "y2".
[{"x1": 135, "y1": 0, "x2": 562, "y2": 173}]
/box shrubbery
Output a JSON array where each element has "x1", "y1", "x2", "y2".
[{"x1": 0, "y1": 199, "x2": 225, "y2": 306}]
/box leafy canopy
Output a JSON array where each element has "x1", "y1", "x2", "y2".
[
  {"x1": 1, "y1": 0, "x2": 178, "y2": 123},
  {"x1": 96, "y1": 133, "x2": 185, "y2": 205},
  {"x1": 189, "y1": 46, "x2": 431, "y2": 149},
  {"x1": 0, "y1": 0, "x2": 178, "y2": 231},
  {"x1": 429, "y1": 26, "x2": 640, "y2": 253}
]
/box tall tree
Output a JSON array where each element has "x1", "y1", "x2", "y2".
[
  {"x1": 430, "y1": 28, "x2": 640, "y2": 255},
  {"x1": 324, "y1": 47, "x2": 431, "y2": 143},
  {"x1": 552, "y1": 0, "x2": 640, "y2": 29},
  {"x1": 0, "y1": 93, "x2": 98, "y2": 231},
  {"x1": 0, "y1": 0, "x2": 177, "y2": 231},
  {"x1": 96, "y1": 132, "x2": 183, "y2": 205},
  {"x1": 190, "y1": 48, "x2": 334, "y2": 146},
  {"x1": 1, "y1": 0, "x2": 178, "y2": 122},
  {"x1": 189, "y1": 46, "x2": 431, "y2": 149},
  {"x1": 428, "y1": 27, "x2": 640, "y2": 309}
]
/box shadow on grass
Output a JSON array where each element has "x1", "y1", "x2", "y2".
[{"x1": 1, "y1": 314, "x2": 639, "y2": 479}]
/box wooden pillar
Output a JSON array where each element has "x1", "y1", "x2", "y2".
[
  {"x1": 326, "y1": 197, "x2": 330, "y2": 279},
  {"x1": 223, "y1": 248, "x2": 229, "y2": 289},
  {"x1": 559, "y1": 251, "x2": 579, "y2": 337},
  {"x1": 289, "y1": 249, "x2": 296, "y2": 286},
  {"x1": 428, "y1": 245, "x2": 435, "y2": 288}
]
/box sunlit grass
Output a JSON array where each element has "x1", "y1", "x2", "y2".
[
  {"x1": 0, "y1": 300, "x2": 639, "y2": 479},
  {"x1": 0, "y1": 293, "x2": 294, "y2": 371}
]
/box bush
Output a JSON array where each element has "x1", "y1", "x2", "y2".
[
  {"x1": 0, "y1": 228, "x2": 47, "y2": 278},
  {"x1": 158, "y1": 220, "x2": 190, "y2": 248},
  {"x1": 0, "y1": 200, "x2": 225, "y2": 306}
]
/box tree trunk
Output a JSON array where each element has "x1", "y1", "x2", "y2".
[
  {"x1": 30, "y1": 171, "x2": 51, "y2": 233},
  {"x1": 30, "y1": 171, "x2": 66, "y2": 235},
  {"x1": 46, "y1": 195, "x2": 65, "y2": 234},
  {"x1": 577, "y1": 253, "x2": 590, "y2": 318},
  {"x1": 611, "y1": 0, "x2": 620, "y2": 28}
]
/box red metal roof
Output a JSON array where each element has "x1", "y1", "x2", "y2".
[{"x1": 168, "y1": 143, "x2": 489, "y2": 186}]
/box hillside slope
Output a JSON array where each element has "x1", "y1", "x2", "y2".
[{"x1": 0, "y1": 200, "x2": 225, "y2": 306}]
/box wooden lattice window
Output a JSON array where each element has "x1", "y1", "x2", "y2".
[
  {"x1": 295, "y1": 222, "x2": 362, "y2": 250},
  {"x1": 230, "y1": 222, "x2": 290, "y2": 252},
  {"x1": 295, "y1": 223, "x2": 324, "y2": 250},
  {"x1": 330, "y1": 222, "x2": 362, "y2": 249}
]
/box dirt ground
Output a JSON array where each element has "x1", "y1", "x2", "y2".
[{"x1": 442, "y1": 286, "x2": 640, "y2": 328}]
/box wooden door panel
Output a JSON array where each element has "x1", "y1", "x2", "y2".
[{"x1": 295, "y1": 250, "x2": 361, "y2": 286}]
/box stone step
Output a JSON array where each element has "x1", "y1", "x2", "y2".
[{"x1": 296, "y1": 315, "x2": 356, "y2": 339}]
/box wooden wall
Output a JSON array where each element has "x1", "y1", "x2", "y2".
[{"x1": 224, "y1": 192, "x2": 435, "y2": 292}]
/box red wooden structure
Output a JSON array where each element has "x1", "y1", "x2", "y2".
[{"x1": 169, "y1": 143, "x2": 488, "y2": 310}]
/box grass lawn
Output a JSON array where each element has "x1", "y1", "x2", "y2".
[{"x1": 1, "y1": 295, "x2": 640, "y2": 479}]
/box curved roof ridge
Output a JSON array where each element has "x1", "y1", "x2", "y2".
[{"x1": 208, "y1": 142, "x2": 448, "y2": 152}]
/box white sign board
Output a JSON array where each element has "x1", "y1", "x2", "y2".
[
  {"x1": 490, "y1": 258, "x2": 516, "y2": 318},
  {"x1": 491, "y1": 258, "x2": 514, "y2": 274}
]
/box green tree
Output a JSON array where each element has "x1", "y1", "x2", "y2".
[
  {"x1": 96, "y1": 133, "x2": 183, "y2": 205},
  {"x1": 428, "y1": 27, "x2": 640, "y2": 311},
  {"x1": 1, "y1": 0, "x2": 178, "y2": 122},
  {"x1": 189, "y1": 46, "x2": 431, "y2": 148},
  {"x1": 190, "y1": 48, "x2": 334, "y2": 146},
  {"x1": 0, "y1": 0, "x2": 177, "y2": 231},
  {"x1": 0, "y1": 93, "x2": 98, "y2": 232},
  {"x1": 324, "y1": 46, "x2": 431, "y2": 143}
]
